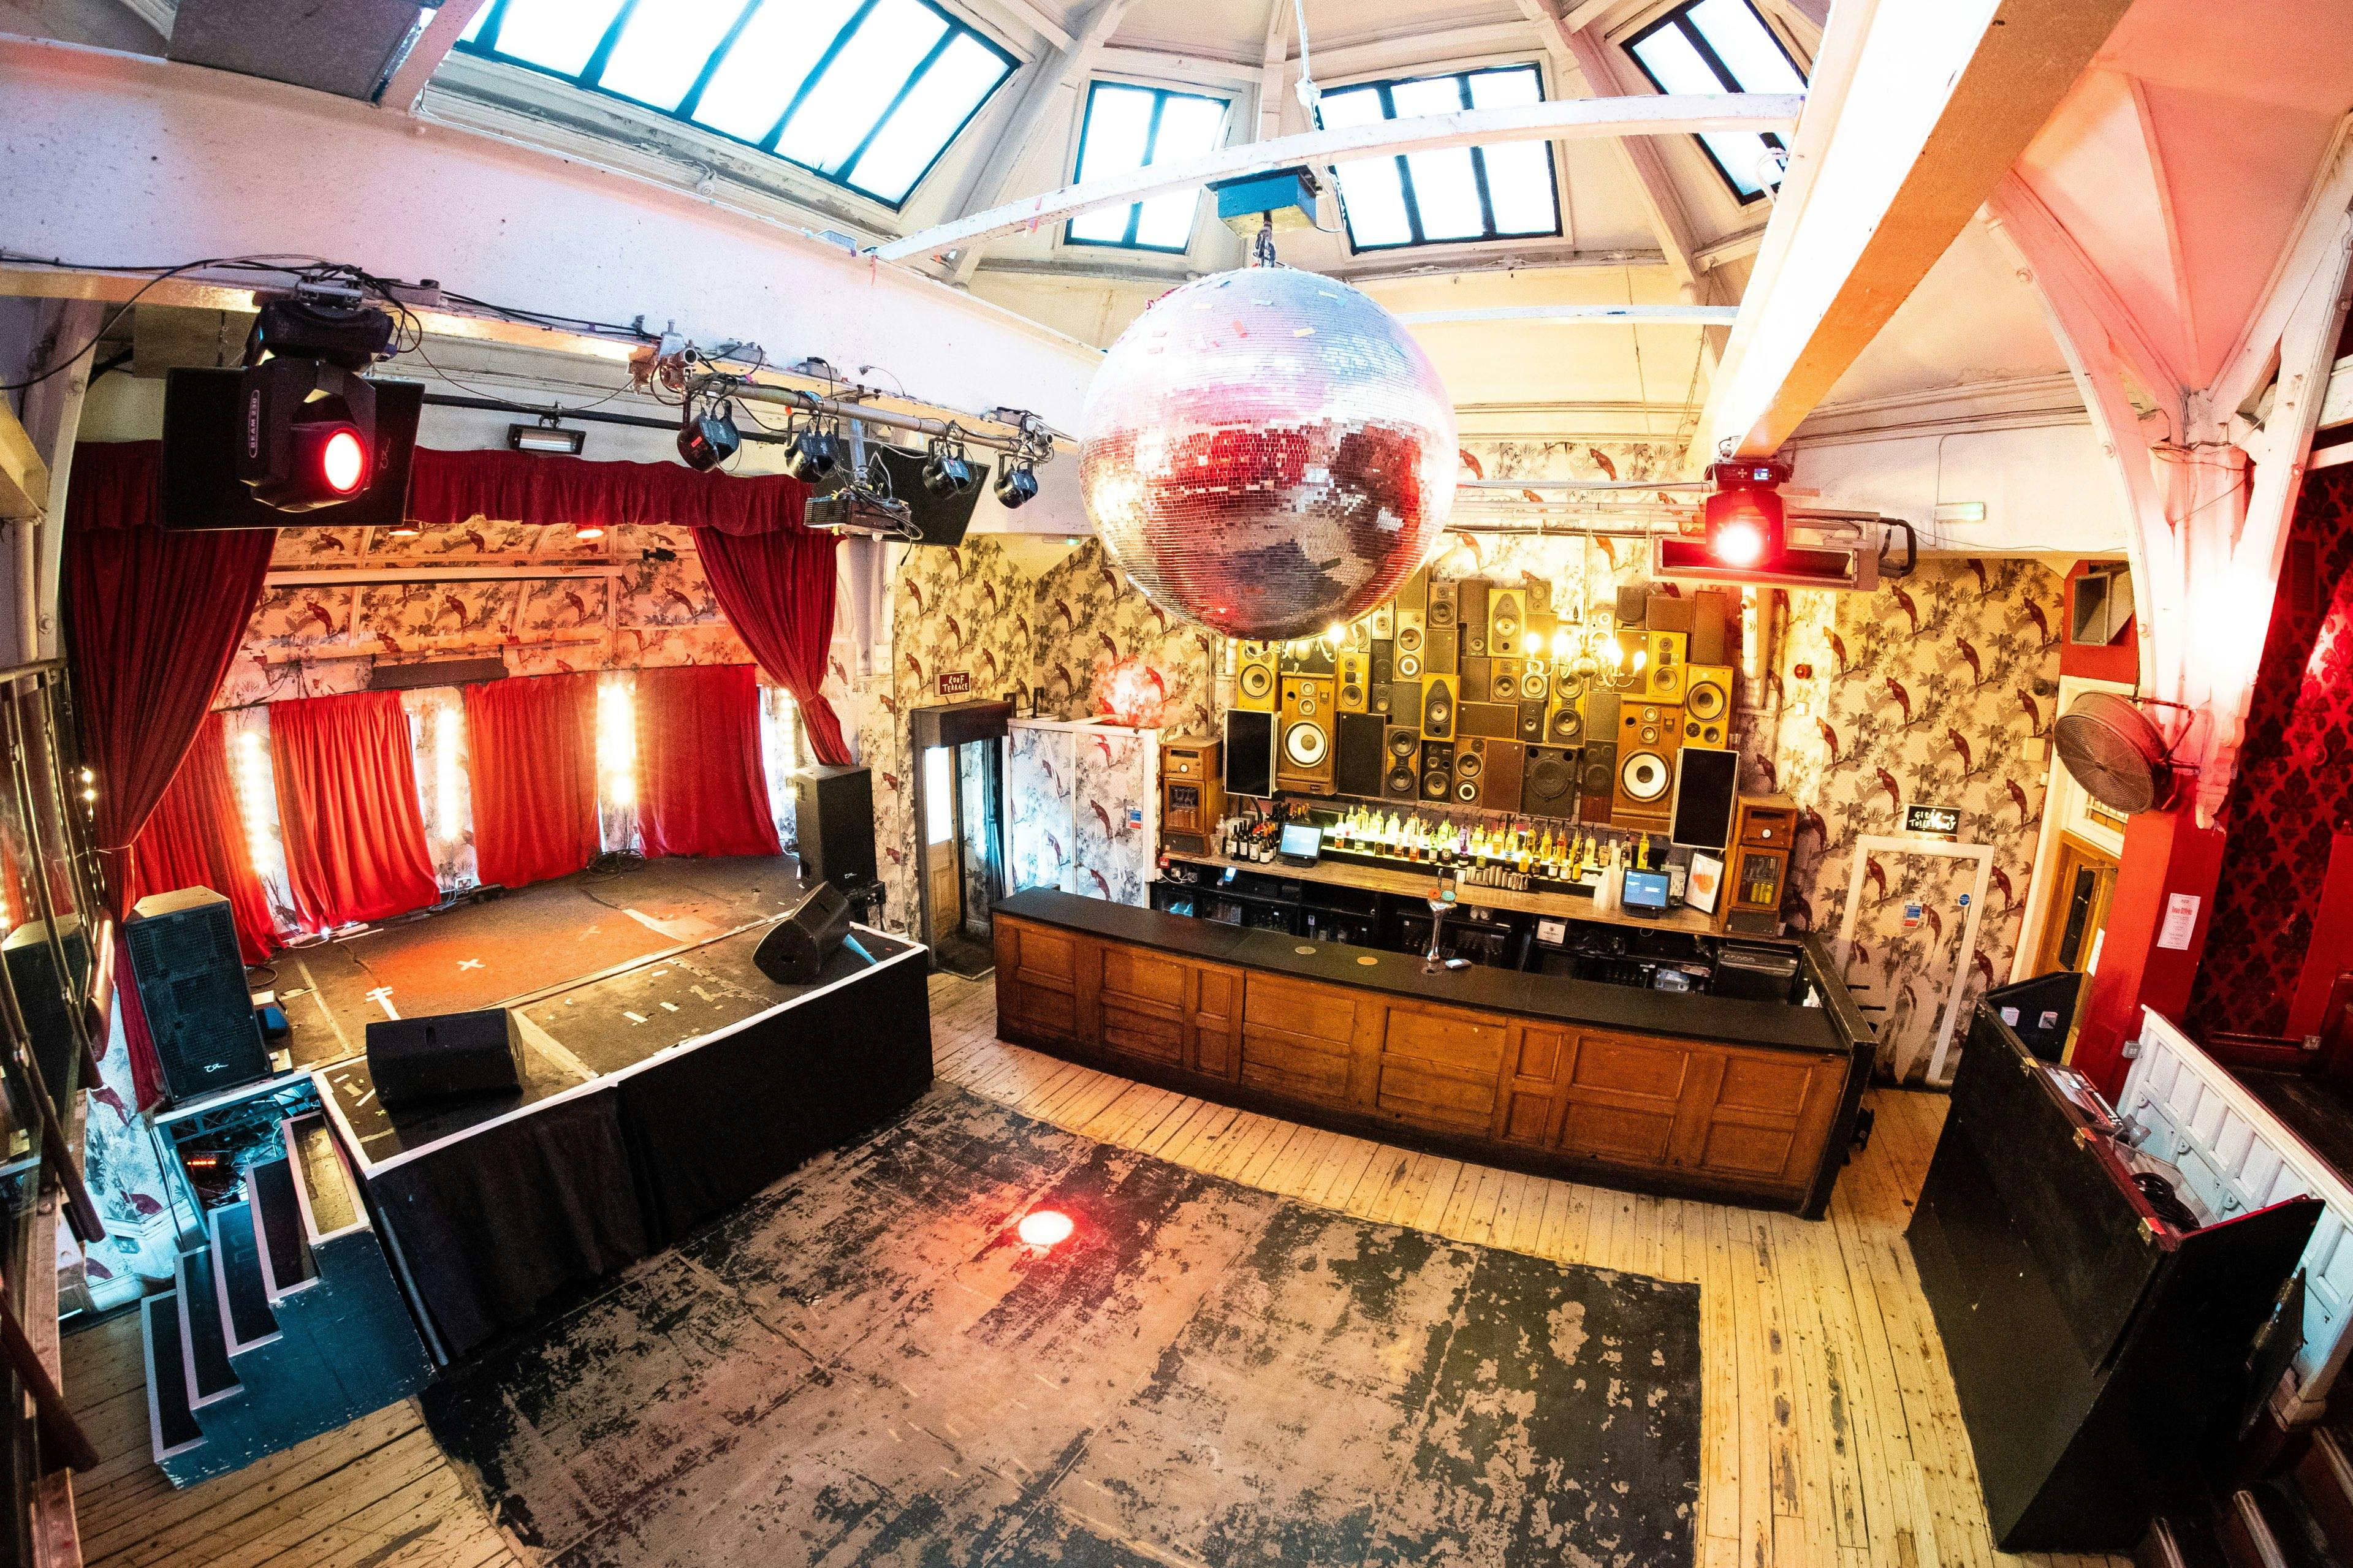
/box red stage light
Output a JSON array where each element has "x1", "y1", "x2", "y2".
[
  {"x1": 320, "y1": 426, "x2": 368, "y2": 495},
  {"x1": 1712, "y1": 517, "x2": 1766, "y2": 567},
  {"x1": 1017, "y1": 1209, "x2": 1074, "y2": 1248},
  {"x1": 1703, "y1": 482, "x2": 1785, "y2": 569}
]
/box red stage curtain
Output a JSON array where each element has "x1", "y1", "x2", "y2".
[
  {"x1": 270, "y1": 691, "x2": 440, "y2": 929},
  {"x1": 408, "y1": 449, "x2": 812, "y2": 536},
  {"x1": 692, "y1": 526, "x2": 850, "y2": 763},
  {"x1": 66, "y1": 441, "x2": 276, "y2": 1105},
  {"x1": 131, "y1": 713, "x2": 279, "y2": 963},
  {"x1": 634, "y1": 665, "x2": 781, "y2": 860},
  {"x1": 465, "y1": 673, "x2": 599, "y2": 890}
]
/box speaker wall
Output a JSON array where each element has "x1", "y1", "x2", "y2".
[
  {"x1": 1223, "y1": 708, "x2": 1275, "y2": 797},
  {"x1": 1458, "y1": 580, "x2": 1490, "y2": 656},
  {"x1": 1670, "y1": 746, "x2": 1741, "y2": 851},
  {"x1": 1420, "y1": 674, "x2": 1456, "y2": 740},
  {"x1": 1420, "y1": 740, "x2": 1453, "y2": 800},
  {"x1": 1334, "y1": 711, "x2": 1387, "y2": 798},
  {"x1": 1236, "y1": 642, "x2": 1277, "y2": 710},
  {"x1": 1579, "y1": 741, "x2": 1617, "y2": 824},
  {"x1": 1277, "y1": 675, "x2": 1336, "y2": 793},
  {"x1": 1458, "y1": 700, "x2": 1519, "y2": 739},
  {"x1": 1522, "y1": 746, "x2": 1578, "y2": 816}
]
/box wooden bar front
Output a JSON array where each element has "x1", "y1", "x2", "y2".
[{"x1": 994, "y1": 891, "x2": 1871, "y2": 1215}]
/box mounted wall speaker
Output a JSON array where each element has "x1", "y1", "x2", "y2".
[
  {"x1": 1383, "y1": 726, "x2": 1422, "y2": 799},
  {"x1": 1420, "y1": 740, "x2": 1454, "y2": 800},
  {"x1": 1236, "y1": 642, "x2": 1277, "y2": 711},
  {"x1": 1669, "y1": 747, "x2": 1741, "y2": 851},
  {"x1": 1223, "y1": 708, "x2": 1275, "y2": 797},
  {"x1": 1478, "y1": 739, "x2": 1524, "y2": 810},
  {"x1": 1337, "y1": 651, "x2": 1369, "y2": 713},
  {"x1": 1394, "y1": 565, "x2": 1429, "y2": 616},
  {"x1": 1334, "y1": 711, "x2": 1386, "y2": 798},
  {"x1": 1683, "y1": 665, "x2": 1733, "y2": 746},
  {"x1": 1458, "y1": 580, "x2": 1491, "y2": 657},
  {"x1": 1277, "y1": 675, "x2": 1336, "y2": 794},
  {"x1": 1490, "y1": 659, "x2": 1521, "y2": 702},
  {"x1": 1522, "y1": 746, "x2": 1579, "y2": 816},
  {"x1": 1579, "y1": 741, "x2": 1617, "y2": 824},
  {"x1": 1488, "y1": 587, "x2": 1523, "y2": 656},
  {"x1": 1423, "y1": 624, "x2": 1459, "y2": 676},
  {"x1": 1427, "y1": 580, "x2": 1459, "y2": 631},
  {"x1": 1459, "y1": 700, "x2": 1519, "y2": 740},
  {"x1": 1647, "y1": 630, "x2": 1687, "y2": 702},
  {"x1": 1547, "y1": 689, "x2": 1585, "y2": 745},
  {"x1": 1518, "y1": 699, "x2": 1547, "y2": 741},
  {"x1": 1460, "y1": 655, "x2": 1495, "y2": 703},
  {"x1": 1420, "y1": 674, "x2": 1456, "y2": 741},
  {"x1": 2054, "y1": 692, "x2": 2181, "y2": 814},
  {"x1": 1453, "y1": 737, "x2": 1486, "y2": 805},
  {"x1": 1369, "y1": 600, "x2": 1396, "y2": 639}
]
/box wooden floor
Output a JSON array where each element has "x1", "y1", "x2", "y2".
[{"x1": 58, "y1": 972, "x2": 2133, "y2": 1568}]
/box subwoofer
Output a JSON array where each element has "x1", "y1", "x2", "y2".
[
  {"x1": 1236, "y1": 641, "x2": 1278, "y2": 710},
  {"x1": 1420, "y1": 740, "x2": 1454, "y2": 800},
  {"x1": 1621, "y1": 700, "x2": 1681, "y2": 751},
  {"x1": 1458, "y1": 580, "x2": 1490, "y2": 657},
  {"x1": 1579, "y1": 741, "x2": 1617, "y2": 824},
  {"x1": 1647, "y1": 630, "x2": 1687, "y2": 703},
  {"x1": 1277, "y1": 675, "x2": 1336, "y2": 793},
  {"x1": 1420, "y1": 673, "x2": 1456, "y2": 741},
  {"x1": 1334, "y1": 711, "x2": 1386, "y2": 798},
  {"x1": 1477, "y1": 738, "x2": 1524, "y2": 810},
  {"x1": 1491, "y1": 659, "x2": 1521, "y2": 702},
  {"x1": 366, "y1": 1007, "x2": 523, "y2": 1110},
  {"x1": 1223, "y1": 708, "x2": 1275, "y2": 797},
  {"x1": 1384, "y1": 725, "x2": 1422, "y2": 800},
  {"x1": 1453, "y1": 737, "x2": 1486, "y2": 805},
  {"x1": 1522, "y1": 746, "x2": 1579, "y2": 816},
  {"x1": 754, "y1": 881, "x2": 856, "y2": 985},
  {"x1": 1488, "y1": 587, "x2": 1524, "y2": 656},
  {"x1": 1337, "y1": 651, "x2": 1369, "y2": 713},
  {"x1": 1683, "y1": 665, "x2": 1733, "y2": 746}
]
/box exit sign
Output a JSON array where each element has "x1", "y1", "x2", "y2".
[
  {"x1": 1904, "y1": 803, "x2": 1962, "y2": 838},
  {"x1": 938, "y1": 671, "x2": 972, "y2": 696}
]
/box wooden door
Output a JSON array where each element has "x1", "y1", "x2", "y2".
[{"x1": 2032, "y1": 833, "x2": 2118, "y2": 978}]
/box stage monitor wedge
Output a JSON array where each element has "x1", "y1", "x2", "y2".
[
  {"x1": 366, "y1": 1008, "x2": 523, "y2": 1110},
  {"x1": 754, "y1": 882, "x2": 856, "y2": 984},
  {"x1": 162, "y1": 367, "x2": 424, "y2": 531}
]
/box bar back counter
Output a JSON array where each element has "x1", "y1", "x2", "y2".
[{"x1": 993, "y1": 888, "x2": 1875, "y2": 1216}]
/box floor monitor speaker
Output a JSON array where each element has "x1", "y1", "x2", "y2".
[
  {"x1": 1683, "y1": 666, "x2": 1734, "y2": 746},
  {"x1": 366, "y1": 1008, "x2": 523, "y2": 1110},
  {"x1": 1458, "y1": 580, "x2": 1491, "y2": 657},
  {"x1": 1277, "y1": 675, "x2": 1336, "y2": 793},
  {"x1": 1383, "y1": 726, "x2": 1423, "y2": 799},
  {"x1": 1670, "y1": 747, "x2": 1741, "y2": 851},
  {"x1": 1419, "y1": 740, "x2": 1453, "y2": 801},
  {"x1": 1522, "y1": 746, "x2": 1578, "y2": 817},
  {"x1": 754, "y1": 881, "x2": 856, "y2": 983},
  {"x1": 1223, "y1": 708, "x2": 1275, "y2": 797},
  {"x1": 1235, "y1": 642, "x2": 1278, "y2": 710},
  {"x1": 794, "y1": 765, "x2": 877, "y2": 890},
  {"x1": 1334, "y1": 712, "x2": 1387, "y2": 798},
  {"x1": 1477, "y1": 739, "x2": 1524, "y2": 810},
  {"x1": 1420, "y1": 674, "x2": 1457, "y2": 740},
  {"x1": 1579, "y1": 742, "x2": 1617, "y2": 824}
]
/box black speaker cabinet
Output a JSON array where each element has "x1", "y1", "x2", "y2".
[
  {"x1": 2, "y1": 914, "x2": 89, "y2": 1116},
  {"x1": 1334, "y1": 712, "x2": 1387, "y2": 798},
  {"x1": 1578, "y1": 741, "x2": 1617, "y2": 824},
  {"x1": 1522, "y1": 746, "x2": 1579, "y2": 816},
  {"x1": 1670, "y1": 747, "x2": 1741, "y2": 850},
  {"x1": 1369, "y1": 640, "x2": 1394, "y2": 688},
  {"x1": 1457, "y1": 580, "x2": 1491, "y2": 656},
  {"x1": 366, "y1": 1008, "x2": 523, "y2": 1110},
  {"x1": 793, "y1": 765, "x2": 877, "y2": 889},
  {"x1": 755, "y1": 881, "x2": 854, "y2": 984},
  {"x1": 1223, "y1": 708, "x2": 1275, "y2": 797},
  {"x1": 1383, "y1": 726, "x2": 1421, "y2": 799},
  {"x1": 126, "y1": 888, "x2": 270, "y2": 1105},
  {"x1": 1419, "y1": 740, "x2": 1454, "y2": 800}
]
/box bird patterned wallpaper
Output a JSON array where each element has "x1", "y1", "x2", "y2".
[
  {"x1": 1766, "y1": 558, "x2": 2065, "y2": 1079},
  {"x1": 2185, "y1": 464, "x2": 2353, "y2": 1039}
]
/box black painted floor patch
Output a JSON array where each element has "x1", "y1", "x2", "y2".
[{"x1": 422, "y1": 1085, "x2": 1701, "y2": 1567}]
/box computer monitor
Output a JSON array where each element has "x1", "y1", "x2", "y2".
[
  {"x1": 1621, "y1": 868, "x2": 1671, "y2": 917},
  {"x1": 1277, "y1": 823, "x2": 1323, "y2": 864}
]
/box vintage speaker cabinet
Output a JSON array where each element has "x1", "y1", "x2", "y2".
[
  {"x1": 1723, "y1": 795, "x2": 1796, "y2": 930},
  {"x1": 1234, "y1": 642, "x2": 1278, "y2": 711},
  {"x1": 1159, "y1": 740, "x2": 1223, "y2": 855},
  {"x1": 1276, "y1": 675, "x2": 1337, "y2": 794}
]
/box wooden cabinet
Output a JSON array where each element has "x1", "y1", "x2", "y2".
[{"x1": 992, "y1": 914, "x2": 1855, "y2": 1213}]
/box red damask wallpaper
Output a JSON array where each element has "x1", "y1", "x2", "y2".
[{"x1": 2185, "y1": 465, "x2": 2353, "y2": 1038}]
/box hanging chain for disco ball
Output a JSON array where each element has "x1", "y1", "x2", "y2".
[{"x1": 1076, "y1": 228, "x2": 1457, "y2": 642}]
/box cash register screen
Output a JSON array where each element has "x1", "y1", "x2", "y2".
[
  {"x1": 1622, "y1": 869, "x2": 1671, "y2": 916},
  {"x1": 1278, "y1": 823, "x2": 1323, "y2": 862}
]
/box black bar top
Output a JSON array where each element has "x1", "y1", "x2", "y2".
[{"x1": 998, "y1": 888, "x2": 1849, "y2": 1056}]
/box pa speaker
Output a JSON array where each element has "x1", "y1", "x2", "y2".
[
  {"x1": 1670, "y1": 747, "x2": 1741, "y2": 851},
  {"x1": 126, "y1": 888, "x2": 271, "y2": 1105},
  {"x1": 1334, "y1": 712, "x2": 1387, "y2": 798},
  {"x1": 366, "y1": 1008, "x2": 522, "y2": 1110},
  {"x1": 793, "y1": 765, "x2": 877, "y2": 889},
  {"x1": 1578, "y1": 742, "x2": 1617, "y2": 824},
  {"x1": 1223, "y1": 708, "x2": 1275, "y2": 797},
  {"x1": 755, "y1": 881, "x2": 854, "y2": 984}
]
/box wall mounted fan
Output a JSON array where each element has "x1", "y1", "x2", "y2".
[{"x1": 2052, "y1": 692, "x2": 2183, "y2": 815}]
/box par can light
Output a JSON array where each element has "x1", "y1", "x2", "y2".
[
  {"x1": 677, "y1": 400, "x2": 741, "y2": 472},
  {"x1": 994, "y1": 458, "x2": 1038, "y2": 509}
]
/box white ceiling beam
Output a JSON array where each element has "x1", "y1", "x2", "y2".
[
  {"x1": 1985, "y1": 175, "x2": 2189, "y2": 419},
  {"x1": 1095, "y1": 46, "x2": 1262, "y2": 90},
  {"x1": 2212, "y1": 115, "x2": 2353, "y2": 419},
  {"x1": 1397, "y1": 304, "x2": 1738, "y2": 326},
  {"x1": 1689, "y1": 0, "x2": 2132, "y2": 463},
  {"x1": 1559, "y1": 0, "x2": 1619, "y2": 32},
  {"x1": 378, "y1": 0, "x2": 487, "y2": 113},
  {"x1": 975, "y1": 0, "x2": 1074, "y2": 52},
  {"x1": 943, "y1": 0, "x2": 1134, "y2": 285},
  {"x1": 1257, "y1": 0, "x2": 1289, "y2": 143},
  {"x1": 880, "y1": 89, "x2": 1800, "y2": 262},
  {"x1": 1535, "y1": 12, "x2": 1700, "y2": 291}
]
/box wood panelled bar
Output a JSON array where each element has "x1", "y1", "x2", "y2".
[{"x1": 994, "y1": 888, "x2": 1876, "y2": 1216}]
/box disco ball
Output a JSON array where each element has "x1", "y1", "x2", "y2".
[{"x1": 1078, "y1": 267, "x2": 1457, "y2": 641}]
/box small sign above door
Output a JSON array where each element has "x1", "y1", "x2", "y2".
[
  {"x1": 938, "y1": 671, "x2": 972, "y2": 696},
  {"x1": 1904, "y1": 803, "x2": 1963, "y2": 838}
]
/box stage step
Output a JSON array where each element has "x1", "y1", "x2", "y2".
[
  {"x1": 210, "y1": 1201, "x2": 279, "y2": 1353},
  {"x1": 248, "y1": 1156, "x2": 317, "y2": 1300},
  {"x1": 2299, "y1": 1429, "x2": 2353, "y2": 1561},
  {"x1": 288, "y1": 1113, "x2": 359, "y2": 1235},
  {"x1": 174, "y1": 1248, "x2": 240, "y2": 1409},
  {"x1": 139, "y1": 1294, "x2": 205, "y2": 1466}
]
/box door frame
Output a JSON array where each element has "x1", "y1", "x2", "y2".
[
  {"x1": 1833, "y1": 834, "x2": 1994, "y2": 1087},
  {"x1": 2010, "y1": 672, "x2": 2133, "y2": 984},
  {"x1": 2030, "y1": 830, "x2": 2119, "y2": 979}
]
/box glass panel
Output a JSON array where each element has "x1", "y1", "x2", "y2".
[
  {"x1": 1127, "y1": 89, "x2": 1226, "y2": 244},
  {"x1": 1467, "y1": 69, "x2": 1557, "y2": 235},
  {"x1": 1628, "y1": 22, "x2": 1725, "y2": 94},
  {"x1": 848, "y1": 32, "x2": 1008, "y2": 201},
  {"x1": 490, "y1": 0, "x2": 628, "y2": 76},
  {"x1": 460, "y1": 2, "x2": 491, "y2": 44},
  {"x1": 777, "y1": 0, "x2": 948, "y2": 175},
  {"x1": 691, "y1": 0, "x2": 859, "y2": 145},
  {"x1": 1319, "y1": 86, "x2": 1413, "y2": 248},
  {"x1": 597, "y1": 0, "x2": 752, "y2": 110},
  {"x1": 1701, "y1": 130, "x2": 1774, "y2": 196},
  {"x1": 924, "y1": 747, "x2": 954, "y2": 845},
  {"x1": 1068, "y1": 84, "x2": 1157, "y2": 246},
  {"x1": 1689, "y1": 0, "x2": 1804, "y2": 90},
  {"x1": 1389, "y1": 78, "x2": 1483, "y2": 244}
]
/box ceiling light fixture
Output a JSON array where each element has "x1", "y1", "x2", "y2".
[
  {"x1": 993, "y1": 456, "x2": 1038, "y2": 509},
  {"x1": 677, "y1": 396, "x2": 741, "y2": 472},
  {"x1": 509, "y1": 416, "x2": 587, "y2": 455}
]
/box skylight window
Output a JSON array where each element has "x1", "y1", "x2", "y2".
[
  {"x1": 1065, "y1": 83, "x2": 1231, "y2": 252},
  {"x1": 454, "y1": 0, "x2": 1017, "y2": 210},
  {"x1": 1315, "y1": 66, "x2": 1562, "y2": 252},
  {"x1": 1625, "y1": 0, "x2": 1805, "y2": 201}
]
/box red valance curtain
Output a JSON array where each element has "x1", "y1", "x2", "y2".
[
  {"x1": 633, "y1": 665, "x2": 781, "y2": 860},
  {"x1": 269, "y1": 691, "x2": 440, "y2": 930},
  {"x1": 66, "y1": 441, "x2": 276, "y2": 1105},
  {"x1": 130, "y1": 713, "x2": 279, "y2": 964},
  {"x1": 464, "y1": 673, "x2": 599, "y2": 890},
  {"x1": 693, "y1": 526, "x2": 851, "y2": 764}
]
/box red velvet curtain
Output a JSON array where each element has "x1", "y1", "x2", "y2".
[
  {"x1": 408, "y1": 449, "x2": 814, "y2": 536},
  {"x1": 130, "y1": 713, "x2": 278, "y2": 964},
  {"x1": 269, "y1": 691, "x2": 441, "y2": 929},
  {"x1": 693, "y1": 526, "x2": 850, "y2": 764},
  {"x1": 66, "y1": 442, "x2": 276, "y2": 1106},
  {"x1": 634, "y1": 665, "x2": 781, "y2": 860},
  {"x1": 464, "y1": 672, "x2": 599, "y2": 890}
]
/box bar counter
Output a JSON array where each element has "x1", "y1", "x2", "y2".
[{"x1": 994, "y1": 888, "x2": 1874, "y2": 1216}]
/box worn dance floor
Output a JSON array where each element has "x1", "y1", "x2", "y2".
[{"x1": 60, "y1": 972, "x2": 2137, "y2": 1568}]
